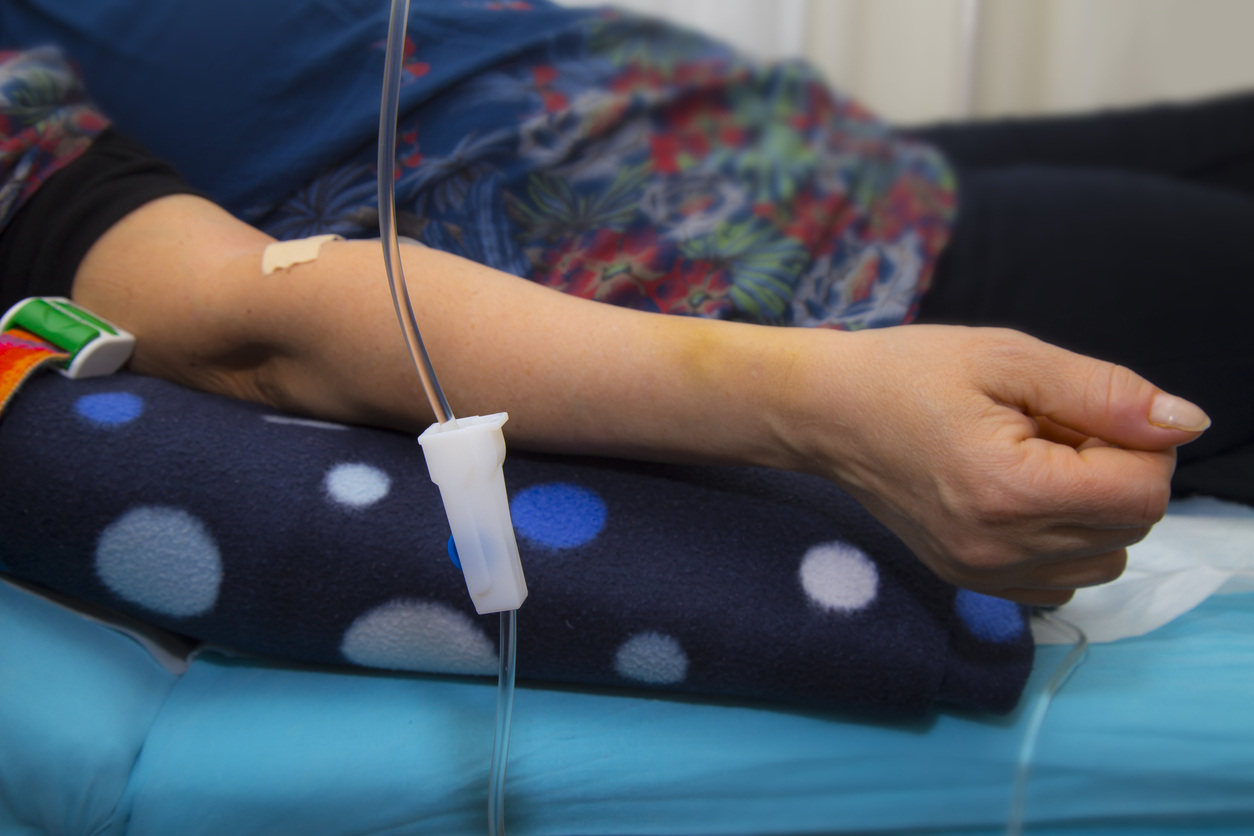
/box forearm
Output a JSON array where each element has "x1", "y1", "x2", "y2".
[
  {"x1": 252, "y1": 240, "x2": 825, "y2": 472},
  {"x1": 70, "y1": 194, "x2": 826, "y2": 473}
]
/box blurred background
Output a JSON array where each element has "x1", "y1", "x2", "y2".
[{"x1": 561, "y1": 0, "x2": 1254, "y2": 125}]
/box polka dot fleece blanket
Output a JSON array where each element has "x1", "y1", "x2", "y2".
[{"x1": 0, "y1": 372, "x2": 1033, "y2": 716}]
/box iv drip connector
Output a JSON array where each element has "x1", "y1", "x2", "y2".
[{"x1": 418, "y1": 413, "x2": 528, "y2": 614}]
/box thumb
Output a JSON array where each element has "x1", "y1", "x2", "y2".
[{"x1": 1004, "y1": 344, "x2": 1210, "y2": 452}]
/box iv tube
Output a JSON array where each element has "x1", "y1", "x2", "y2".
[
  {"x1": 377, "y1": 3, "x2": 519, "y2": 834},
  {"x1": 490, "y1": 610, "x2": 518, "y2": 836},
  {"x1": 377, "y1": 0, "x2": 453, "y2": 425},
  {"x1": 1006, "y1": 611, "x2": 1089, "y2": 836}
]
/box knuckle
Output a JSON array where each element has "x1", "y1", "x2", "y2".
[
  {"x1": 1076, "y1": 360, "x2": 1126, "y2": 428},
  {"x1": 938, "y1": 539, "x2": 1025, "y2": 585},
  {"x1": 1122, "y1": 525, "x2": 1154, "y2": 549},
  {"x1": 962, "y1": 481, "x2": 1034, "y2": 529},
  {"x1": 969, "y1": 328, "x2": 1040, "y2": 374},
  {"x1": 1041, "y1": 589, "x2": 1076, "y2": 607},
  {"x1": 1085, "y1": 552, "x2": 1129, "y2": 586},
  {"x1": 1132, "y1": 479, "x2": 1171, "y2": 526}
]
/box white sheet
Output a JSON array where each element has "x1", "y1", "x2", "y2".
[{"x1": 1034, "y1": 496, "x2": 1254, "y2": 644}]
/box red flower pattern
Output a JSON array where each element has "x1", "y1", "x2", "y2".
[
  {"x1": 1, "y1": 51, "x2": 109, "y2": 223},
  {"x1": 533, "y1": 228, "x2": 732, "y2": 317}
]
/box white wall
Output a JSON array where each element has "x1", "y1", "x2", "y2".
[
  {"x1": 562, "y1": 0, "x2": 1254, "y2": 124},
  {"x1": 560, "y1": 0, "x2": 811, "y2": 61},
  {"x1": 804, "y1": 0, "x2": 978, "y2": 123},
  {"x1": 974, "y1": 0, "x2": 1254, "y2": 118}
]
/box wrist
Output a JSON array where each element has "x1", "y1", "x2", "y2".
[
  {"x1": 669, "y1": 319, "x2": 857, "y2": 476},
  {"x1": 760, "y1": 326, "x2": 884, "y2": 486}
]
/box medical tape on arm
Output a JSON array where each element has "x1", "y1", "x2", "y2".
[{"x1": 261, "y1": 234, "x2": 344, "y2": 275}]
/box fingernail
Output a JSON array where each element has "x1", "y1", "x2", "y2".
[{"x1": 1149, "y1": 393, "x2": 1211, "y2": 432}]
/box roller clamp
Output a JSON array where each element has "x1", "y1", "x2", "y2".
[
  {"x1": 418, "y1": 413, "x2": 528, "y2": 615},
  {"x1": 0, "y1": 297, "x2": 134, "y2": 378}
]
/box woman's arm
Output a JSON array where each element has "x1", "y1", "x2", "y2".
[
  {"x1": 70, "y1": 194, "x2": 807, "y2": 468},
  {"x1": 72, "y1": 193, "x2": 1208, "y2": 605}
]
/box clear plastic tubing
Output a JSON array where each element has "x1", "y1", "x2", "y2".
[
  {"x1": 377, "y1": 2, "x2": 518, "y2": 834},
  {"x1": 377, "y1": 0, "x2": 453, "y2": 426},
  {"x1": 1006, "y1": 611, "x2": 1089, "y2": 836},
  {"x1": 490, "y1": 610, "x2": 518, "y2": 836}
]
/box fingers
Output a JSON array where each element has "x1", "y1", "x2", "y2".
[
  {"x1": 968, "y1": 549, "x2": 1129, "y2": 606},
  {"x1": 945, "y1": 442, "x2": 1162, "y2": 596},
  {"x1": 942, "y1": 518, "x2": 1140, "y2": 587},
  {"x1": 1016, "y1": 548, "x2": 1130, "y2": 591},
  {"x1": 1009, "y1": 437, "x2": 1175, "y2": 531},
  {"x1": 993, "y1": 588, "x2": 1076, "y2": 607},
  {"x1": 1070, "y1": 444, "x2": 1175, "y2": 527},
  {"x1": 940, "y1": 430, "x2": 1160, "y2": 601},
  {"x1": 1033, "y1": 415, "x2": 1092, "y2": 448},
  {"x1": 992, "y1": 333, "x2": 1210, "y2": 452}
]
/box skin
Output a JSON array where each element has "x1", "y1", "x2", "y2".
[{"x1": 72, "y1": 193, "x2": 1209, "y2": 605}]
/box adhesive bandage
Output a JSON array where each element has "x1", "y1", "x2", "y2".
[{"x1": 261, "y1": 234, "x2": 344, "y2": 275}]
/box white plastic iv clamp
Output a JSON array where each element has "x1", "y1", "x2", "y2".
[{"x1": 418, "y1": 413, "x2": 528, "y2": 615}]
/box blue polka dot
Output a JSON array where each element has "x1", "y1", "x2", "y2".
[
  {"x1": 510, "y1": 482, "x2": 606, "y2": 549},
  {"x1": 74, "y1": 392, "x2": 144, "y2": 426},
  {"x1": 955, "y1": 589, "x2": 1025, "y2": 643}
]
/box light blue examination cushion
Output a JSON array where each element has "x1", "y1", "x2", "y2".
[{"x1": 3, "y1": 576, "x2": 1253, "y2": 836}]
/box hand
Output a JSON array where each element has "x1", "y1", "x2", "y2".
[{"x1": 790, "y1": 325, "x2": 1210, "y2": 605}]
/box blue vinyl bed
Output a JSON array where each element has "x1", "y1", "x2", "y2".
[{"x1": 3, "y1": 571, "x2": 1253, "y2": 835}]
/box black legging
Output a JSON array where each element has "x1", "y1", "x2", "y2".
[{"x1": 910, "y1": 93, "x2": 1254, "y2": 505}]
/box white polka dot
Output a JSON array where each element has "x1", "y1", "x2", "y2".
[
  {"x1": 341, "y1": 599, "x2": 497, "y2": 675},
  {"x1": 799, "y1": 541, "x2": 879, "y2": 613},
  {"x1": 325, "y1": 463, "x2": 391, "y2": 508},
  {"x1": 614, "y1": 631, "x2": 688, "y2": 684},
  {"x1": 95, "y1": 506, "x2": 222, "y2": 617}
]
